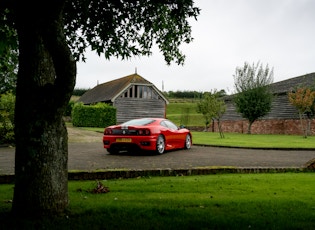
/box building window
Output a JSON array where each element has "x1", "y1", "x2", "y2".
[
  {"x1": 122, "y1": 85, "x2": 160, "y2": 99},
  {"x1": 129, "y1": 86, "x2": 133, "y2": 97}
]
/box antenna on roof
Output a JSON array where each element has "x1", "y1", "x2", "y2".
[{"x1": 135, "y1": 67, "x2": 137, "y2": 74}]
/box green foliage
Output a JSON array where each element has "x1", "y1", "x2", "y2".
[
  {"x1": 72, "y1": 88, "x2": 89, "y2": 96},
  {"x1": 196, "y1": 92, "x2": 226, "y2": 137},
  {"x1": 164, "y1": 90, "x2": 227, "y2": 99},
  {"x1": 0, "y1": 91, "x2": 15, "y2": 144},
  {"x1": 235, "y1": 86, "x2": 273, "y2": 121},
  {"x1": 165, "y1": 90, "x2": 203, "y2": 99},
  {"x1": 64, "y1": 1, "x2": 200, "y2": 64},
  {"x1": 197, "y1": 95, "x2": 212, "y2": 128},
  {"x1": 64, "y1": 100, "x2": 75, "y2": 117},
  {"x1": 72, "y1": 103, "x2": 116, "y2": 128},
  {"x1": 288, "y1": 87, "x2": 315, "y2": 138},
  {"x1": 0, "y1": 9, "x2": 18, "y2": 94},
  {"x1": 233, "y1": 62, "x2": 274, "y2": 134},
  {"x1": 0, "y1": 48, "x2": 17, "y2": 94}
]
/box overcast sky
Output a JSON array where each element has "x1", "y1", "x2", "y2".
[{"x1": 75, "y1": 0, "x2": 315, "y2": 94}]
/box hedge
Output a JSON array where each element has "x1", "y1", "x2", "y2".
[
  {"x1": 72, "y1": 103, "x2": 116, "y2": 128},
  {"x1": 0, "y1": 92, "x2": 15, "y2": 144}
]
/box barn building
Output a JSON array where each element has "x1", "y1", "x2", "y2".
[
  {"x1": 78, "y1": 73, "x2": 169, "y2": 124},
  {"x1": 218, "y1": 72, "x2": 315, "y2": 135}
]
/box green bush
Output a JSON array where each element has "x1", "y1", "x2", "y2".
[
  {"x1": 72, "y1": 103, "x2": 116, "y2": 128},
  {"x1": 64, "y1": 100, "x2": 75, "y2": 117},
  {"x1": 0, "y1": 92, "x2": 15, "y2": 144}
]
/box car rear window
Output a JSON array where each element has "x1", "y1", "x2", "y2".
[{"x1": 122, "y1": 118, "x2": 155, "y2": 126}]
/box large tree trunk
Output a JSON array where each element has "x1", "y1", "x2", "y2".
[{"x1": 12, "y1": 1, "x2": 76, "y2": 217}]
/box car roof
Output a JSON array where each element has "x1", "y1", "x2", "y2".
[
  {"x1": 120, "y1": 118, "x2": 166, "y2": 125},
  {"x1": 129, "y1": 118, "x2": 166, "y2": 122}
]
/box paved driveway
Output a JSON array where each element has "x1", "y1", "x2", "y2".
[{"x1": 1, "y1": 143, "x2": 314, "y2": 175}]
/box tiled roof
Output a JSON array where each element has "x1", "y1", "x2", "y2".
[
  {"x1": 78, "y1": 73, "x2": 157, "y2": 104},
  {"x1": 222, "y1": 72, "x2": 315, "y2": 121},
  {"x1": 224, "y1": 72, "x2": 315, "y2": 101},
  {"x1": 270, "y1": 72, "x2": 315, "y2": 94}
]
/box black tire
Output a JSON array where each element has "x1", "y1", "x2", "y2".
[
  {"x1": 184, "y1": 134, "x2": 192, "y2": 149},
  {"x1": 107, "y1": 147, "x2": 118, "y2": 155},
  {"x1": 156, "y1": 135, "x2": 165, "y2": 154}
]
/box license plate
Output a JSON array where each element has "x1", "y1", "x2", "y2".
[{"x1": 116, "y1": 138, "x2": 132, "y2": 143}]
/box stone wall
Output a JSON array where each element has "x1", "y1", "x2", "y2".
[{"x1": 211, "y1": 119, "x2": 315, "y2": 135}]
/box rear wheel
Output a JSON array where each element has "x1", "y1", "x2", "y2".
[
  {"x1": 156, "y1": 135, "x2": 165, "y2": 154},
  {"x1": 184, "y1": 134, "x2": 192, "y2": 149}
]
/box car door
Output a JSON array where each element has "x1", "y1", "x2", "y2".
[
  {"x1": 163, "y1": 120, "x2": 184, "y2": 148},
  {"x1": 160, "y1": 120, "x2": 176, "y2": 148}
]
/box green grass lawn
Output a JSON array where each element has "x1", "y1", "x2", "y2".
[
  {"x1": 1, "y1": 173, "x2": 315, "y2": 229},
  {"x1": 166, "y1": 102, "x2": 203, "y2": 126},
  {"x1": 192, "y1": 132, "x2": 315, "y2": 149}
]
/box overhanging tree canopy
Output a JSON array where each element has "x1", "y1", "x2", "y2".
[{"x1": 65, "y1": 0, "x2": 200, "y2": 64}]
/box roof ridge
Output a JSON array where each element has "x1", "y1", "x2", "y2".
[
  {"x1": 271, "y1": 72, "x2": 315, "y2": 85},
  {"x1": 78, "y1": 73, "x2": 162, "y2": 104}
]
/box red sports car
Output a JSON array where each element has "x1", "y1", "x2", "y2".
[{"x1": 103, "y1": 118, "x2": 192, "y2": 154}]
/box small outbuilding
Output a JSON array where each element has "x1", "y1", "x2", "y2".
[
  {"x1": 78, "y1": 73, "x2": 169, "y2": 124},
  {"x1": 219, "y1": 72, "x2": 315, "y2": 135}
]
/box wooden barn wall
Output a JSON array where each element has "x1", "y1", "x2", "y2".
[
  {"x1": 221, "y1": 93, "x2": 300, "y2": 121},
  {"x1": 114, "y1": 98, "x2": 166, "y2": 123},
  {"x1": 214, "y1": 93, "x2": 309, "y2": 134}
]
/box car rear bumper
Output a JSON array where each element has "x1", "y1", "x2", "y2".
[{"x1": 103, "y1": 135, "x2": 157, "y2": 151}]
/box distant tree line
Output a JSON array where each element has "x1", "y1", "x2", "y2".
[
  {"x1": 163, "y1": 89, "x2": 226, "y2": 99},
  {"x1": 73, "y1": 88, "x2": 89, "y2": 96},
  {"x1": 72, "y1": 89, "x2": 228, "y2": 98}
]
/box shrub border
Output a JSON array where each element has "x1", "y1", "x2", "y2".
[{"x1": 1, "y1": 167, "x2": 313, "y2": 184}]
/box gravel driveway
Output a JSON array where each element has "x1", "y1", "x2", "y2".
[{"x1": 1, "y1": 127, "x2": 314, "y2": 175}]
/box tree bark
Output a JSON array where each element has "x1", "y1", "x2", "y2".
[
  {"x1": 247, "y1": 121, "x2": 253, "y2": 134},
  {"x1": 12, "y1": 1, "x2": 76, "y2": 217},
  {"x1": 217, "y1": 119, "x2": 224, "y2": 138}
]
